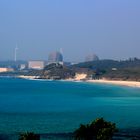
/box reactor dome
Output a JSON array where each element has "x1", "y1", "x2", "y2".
[
  {"x1": 85, "y1": 54, "x2": 99, "y2": 62},
  {"x1": 48, "y1": 51, "x2": 63, "y2": 63}
]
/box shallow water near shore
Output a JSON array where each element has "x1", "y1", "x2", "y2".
[{"x1": 0, "y1": 77, "x2": 140, "y2": 139}]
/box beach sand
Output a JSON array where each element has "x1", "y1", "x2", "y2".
[
  {"x1": 87, "y1": 79, "x2": 140, "y2": 88},
  {"x1": 17, "y1": 75, "x2": 38, "y2": 79}
]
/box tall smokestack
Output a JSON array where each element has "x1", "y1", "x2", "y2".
[{"x1": 15, "y1": 44, "x2": 18, "y2": 62}]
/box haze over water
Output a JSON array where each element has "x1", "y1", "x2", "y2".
[{"x1": 0, "y1": 77, "x2": 140, "y2": 134}]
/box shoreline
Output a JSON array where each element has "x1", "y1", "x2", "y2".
[
  {"x1": 87, "y1": 79, "x2": 140, "y2": 88},
  {"x1": 16, "y1": 75, "x2": 140, "y2": 88}
]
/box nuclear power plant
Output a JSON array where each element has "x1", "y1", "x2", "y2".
[
  {"x1": 28, "y1": 61, "x2": 45, "y2": 70},
  {"x1": 48, "y1": 51, "x2": 63, "y2": 64},
  {"x1": 85, "y1": 54, "x2": 99, "y2": 62},
  {"x1": 0, "y1": 47, "x2": 99, "y2": 72}
]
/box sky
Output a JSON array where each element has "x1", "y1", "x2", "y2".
[{"x1": 0, "y1": 0, "x2": 140, "y2": 62}]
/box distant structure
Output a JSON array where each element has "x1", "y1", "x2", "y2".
[
  {"x1": 0, "y1": 68, "x2": 14, "y2": 73},
  {"x1": 28, "y1": 61, "x2": 45, "y2": 70},
  {"x1": 85, "y1": 54, "x2": 99, "y2": 62},
  {"x1": 48, "y1": 51, "x2": 63, "y2": 65},
  {"x1": 20, "y1": 64, "x2": 26, "y2": 70},
  {"x1": 14, "y1": 44, "x2": 18, "y2": 62}
]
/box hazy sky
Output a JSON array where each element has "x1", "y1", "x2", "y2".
[{"x1": 0, "y1": 0, "x2": 140, "y2": 62}]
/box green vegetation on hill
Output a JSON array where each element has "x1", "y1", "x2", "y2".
[
  {"x1": 74, "y1": 58, "x2": 140, "y2": 81},
  {"x1": 27, "y1": 63, "x2": 75, "y2": 79},
  {"x1": 75, "y1": 58, "x2": 140, "y2": 70},
  {"x1": 42, "y1": 63, "x2": 75, "y2": 79},
  {"x1": 102, "y1": 68, "x2": 140, "y2": 81}
]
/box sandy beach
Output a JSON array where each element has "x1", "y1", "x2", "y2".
[
  {"x1": 17, "y1": 74, "x2": 140, "y2": 88},
  {"x1": 17, "y1": 75, "x2": 38, "y2": 79},
  {"x1": 87, "y1": 79, "x2": 140, "y2": 88}
]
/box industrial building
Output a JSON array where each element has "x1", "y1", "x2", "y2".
[
  {"x1": 48, "y1": 51, "x2": 63, "y2": 65},
  {"x1": 85, "y1": 54, "x2": 99, "y2": 62},
  {"x1": 28, "y1": 61, "x2": 45, "y2": 70}
]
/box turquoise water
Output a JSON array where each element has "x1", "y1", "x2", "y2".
[{"x1": 0, "y1": 77, "x2": 140, "y2": 134}]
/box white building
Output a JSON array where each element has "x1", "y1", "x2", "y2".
[{"x1": 28, "y1": 61, "x2": 45, "y2": 70}]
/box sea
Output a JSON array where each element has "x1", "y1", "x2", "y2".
[{"x1": 0, "y1": 77, "x2": 140, "y2": 139}]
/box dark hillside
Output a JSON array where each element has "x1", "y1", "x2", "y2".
[{"x1": 74, "y1": 58, "x2": 140, "y2": 81}]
